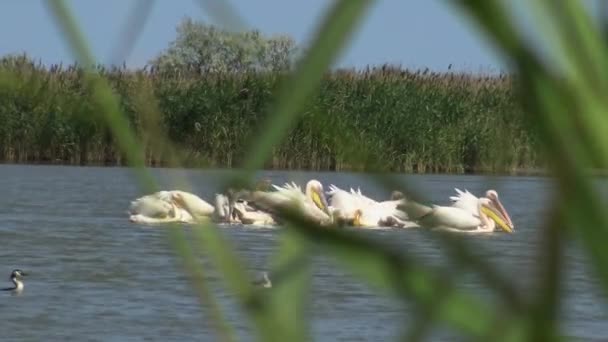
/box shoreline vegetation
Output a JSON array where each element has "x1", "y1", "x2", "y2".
[
  {"x1": 0, "y1": 54, "x2": 539, "y2": 174},
  {"x1": 0, "y1": 54, "x2": 540, "y2": 174},
  {"x1": 0, "y1": 19, "x2": 542, "y2": 175}
]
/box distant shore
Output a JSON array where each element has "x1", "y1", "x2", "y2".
[
  {"x1": 0, "y1": 55, "x2": 538, "y2": 173},
  {"x1": 0, "y1": 160, "x2": 555, "y2": 177}
]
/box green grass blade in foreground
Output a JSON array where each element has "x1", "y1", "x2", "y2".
[
  {"x1": 266, "y1": 229, "x2": 312, "y2": 342},
  {"x1": 314, "y1": 140, "x2": 525, "y2": 308},
  {"x1": 191, "y1": 221, "x2": 278, "y2": 342},
  {"x1": 167, "y1": 225, "x2": 237, "y2": 342},
  {"x1": 109, "y1": 0, "x2": 156, "y2": 65},
  {"x1": 527, "y1": 205, "x2": 564, "y2": 341},
  {"x1": 558, "y1": 0, "x2": 608, "y2": 92},
  {"x1": 194, "y1": 0, "x2": 248, "y2": 32},
  {"x1": 455, "y1": 0, "x2": 608, "y2": 306},
  {"x1": 274, "y1": 209, "x2": 523, "y2": 338},
  {"x1": 45, "y1": 0, "x2": 155, "y2": 190},
  {"x1": 45, "y1": 2, "x2": 239, "y2": 339},
  {"x1": 529, "y1": 0, "x2": 608, "y2": 167},
  {"x1": 239, "y1": 0, "x2": 374, "y2": 174}
]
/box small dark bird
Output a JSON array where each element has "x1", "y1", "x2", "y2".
[
  {"x1": 251, "y1": 271, "x2": 272, "y2": 288},
  {"x1": 2, "y1": 269, "x2": 27, "y2": 292}
]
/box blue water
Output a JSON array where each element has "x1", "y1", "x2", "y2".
[{"x1": 0, "y1": 165, "x2": 605, "y2": 341}]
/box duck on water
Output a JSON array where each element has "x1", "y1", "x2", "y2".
[{"x1": 2, "y1": 269, "x2": 27, "y2": 293}]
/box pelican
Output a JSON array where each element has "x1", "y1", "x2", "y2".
[
  {"x1": 169, "y1": 190, "x2": 215, "y2": 219},
  {"x1": 398, "y1": 196, "x2": 512, "y2": 233},
  {"x1": 128, "y1": 190, "x2": 214, "y2": 224},
  {"x1": 449, "y1": 188, "x2": 514, "y2": 231},
  {"x1": 245, "y1": 180, "x2": 333, "y2": 225},
  {"x1": 231, "y1": 200, "x2": 277, "y2": 226},
  {"x1": 213, "y1": 193, "x2": 238, "y2": 223},
  {"x1": 327, "y1": 185, "x2": 411, "y2": 228},
  {"x1": 128, "y1": 191, "x2": 175, "y2": 218},
  {"x1": 128, "y1": 191, "x2": 194, "y2": 224},
  {"x1": 220, "y1": 179, "x2": 280, "y2": 226}
]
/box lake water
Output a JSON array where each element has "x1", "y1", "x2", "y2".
[{"x1": 0, "y1": 165, "x2": 606, "y2": 341}]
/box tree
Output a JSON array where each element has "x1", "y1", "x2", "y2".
[{"x1": 150, "y1": 17, "x2": 298, "y2": 73}]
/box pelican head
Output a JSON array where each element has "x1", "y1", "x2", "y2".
[
  {"x1": 306, "y1": 180, "x2": 330, "y2": 215},
  {"x1": 478, "y1": 198, "x2": 512, "y2": 233},
  {"x1": 485, "y1": 190, "x2": 514, "y2": 230}
]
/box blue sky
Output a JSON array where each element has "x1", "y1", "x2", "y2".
[{"x1": 0, "y1": 0, "x2": 580, "y2": 73}]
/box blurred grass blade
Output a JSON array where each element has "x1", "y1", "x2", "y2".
[
  {"x1": 275, "y1": 210, "x2": 521, "y2": 338},
  {"x1": 528, "y1": 204, "x2": 564, "y2": 341},
  {"x1": 109, "y1": 0, "x2": 156, "y2": 66},
  {"x1": 240, "y1": 0, "x2": 374, "y2": 174},
  {"x1": 267, "y1": 229, "x2": 312, "y2": 342},
  {"x1": 46, "y1": 1, "x2": 239, "y2": 340},
  {"x1": 455, "y1": 0, "x2": 608, "y2": 303},
  {"x1": 557, "y1": 0, "x2": 608, "y2": 91},
  {"x1": 167, "y1": 226, "x2": 236, "y2": 342},
  {"x1": 45, "y1": 0, "x2": 155, "y2": 190},
  {"x1": 191, "y1": 221, "x2": 277, "y2": 341},
  {"x1": 321, "y1": 231, "x2": 513, "y2": 337},
  {"x1": 194, "y1": 0, "x2": 248, "y2": 32}
]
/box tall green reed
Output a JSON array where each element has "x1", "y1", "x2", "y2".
[{"x1": 0, "y1": 54, "x2": 538, "y2": 173}]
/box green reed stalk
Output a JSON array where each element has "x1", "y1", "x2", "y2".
[{"x1": 0, "y1": 55, "x2": 538, "y2": 174}]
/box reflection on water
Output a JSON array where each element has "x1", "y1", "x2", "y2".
[{"x1": 0, "y1": 165, "x2": 605, "y2": 341}]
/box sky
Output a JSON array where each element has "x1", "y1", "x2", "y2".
[{"x1": 0, "y1": 0, "x2": 594, "y2": 74}]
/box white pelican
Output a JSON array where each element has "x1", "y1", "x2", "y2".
[
  {"x1": 128, "y1": 190, "x2": 214, "y2": 224},
  {"x1": 449, "y1": 188, "x2": 514, "y2": 231},
  {"x1": 213, "y1": 193, "x2": 238, "y2": 223},
  {"x1": 327, "y1": 185, "x2": 412, "y2": 228},
  {"x1": 128, "y1": 191, "x2": 174, "y2": 217},
  {"x1": 220, "y1": 182, "x2": 280, "y2": 226},
  {"x1": 398, "y1": 196, "x2": 512, "y2": 233},
  {"x1": 247, "y1": 180, "x2": 333, "y2": 225},
  {"x1": 128, "y1": 191, "x2": 191, "y2": 223},
  {"x1": 170, "y1": 190, "x2": 215, "y2": 219},
  {"x1": 231, "y1": 201, "x2": 277, "y2": 226}
]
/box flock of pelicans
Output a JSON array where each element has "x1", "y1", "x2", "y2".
[
  {"x1": 126, "y1": 179, "x2": 515, "y2": 234},
  {"x1": 3, "y1": 180, "x2": 515, "y2": 294}
]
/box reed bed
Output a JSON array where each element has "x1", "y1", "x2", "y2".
[{"x1": 0, "y1": 54, "x2": 539, "y2": 173}]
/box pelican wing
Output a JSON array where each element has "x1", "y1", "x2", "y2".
[
  {"x1": 232, "y1": 202, "x2": 277, "y2": 225},
  {"x1": 327, "y1": 185, "x2": 364, "y2": 219},
  {"x1": 128, "y1": 194, "x2": 173, "y2": 218},
  {"x1": 251, "y1": 186, "x2": 330, "y2": 224},
  {"x1": 422, "y1": 206, "x2": 482, "y2": 230},
  {"x1": 327, "y1": 185, "x2": 411, "y2": 227},
  {"x1": 349, "y1": 187, "x2": 377, "y2": 206},
  {"x1": 449, "y1": 188, "x2": 479, "y2": 215},
  {"x1": 172, "y1": 190, "x2": 215, "y2": 217},
  {"x1": 397, "y1": 200, "x2": 433, "y2": 221}
]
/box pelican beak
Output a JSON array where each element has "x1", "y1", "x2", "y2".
[
  {"x1": 312, "y1": 188, "x2": 330, "y2": 215},
  {"x1": 491, "y1": 197, "x2": 514, "y2": 230},
  {"x1": 481, "y1": 204, "x2": 512, "y2": 233}
]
